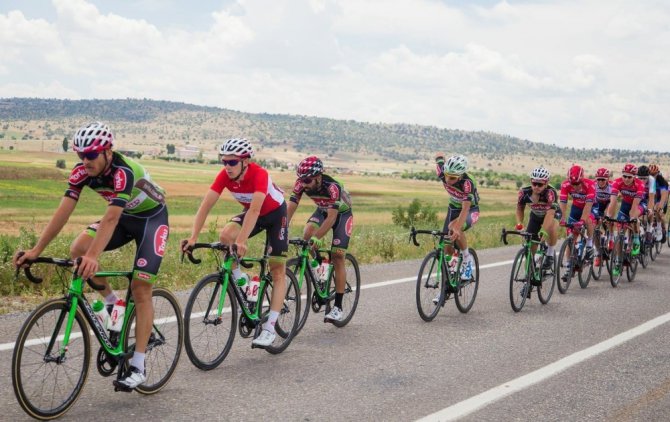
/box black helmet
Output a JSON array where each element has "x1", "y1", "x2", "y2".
[{"x1": 637, "y1": 165, "x2": 649, "y2": 177}]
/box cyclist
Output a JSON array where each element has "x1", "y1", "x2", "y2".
[
  {"x1": 181, "y1": 138, "x2": 288, "y2": 347},
  {"x1": 13, "y1": 122, "x2": 168, "y2": 390},
  {"x1": 648, "y1": 164, "x2": 668, "y2": 243},
  {"x1": 558, "y1": 164, "x2": 596, "y2": 260},
  {"x1": 434, "y1": 153, "x2": 479, "y2": 279},
  {"x1": 515, "y1": 166, "x2": 560, "y2": 272},
  {"x1": 593, "y1": 167, "x2": 617, "y2": 267},
  {"x1": 607, "y1": 163, "x2": 645, "y2": 256},
  {"x1": 636, "y1": 165, "x2": 656, "y2": 247},
  {"x1": 287, "y1": 156, "x2": 353, "y2": 322}
]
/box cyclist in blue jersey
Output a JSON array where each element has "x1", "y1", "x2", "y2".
[{"x1": 648, "y1": 164, "x2": 668, "y2": 243}]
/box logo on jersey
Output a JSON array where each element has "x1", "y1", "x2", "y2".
[
  {"x1": 333, "y1": 239, "x2": 341, "y2": 245},
  {"x1": 69, "y1": 166, "x2": 88, "y2": 185},
  {"x1": 154, "y1": 225, "x2": 169, "y2": 257},
  {"x1": 114, "y1": 170, "x2": 127, "y2": 192},
  {"x1": 471, "y1": 211, "x2": 480, "y2": 224},
  {"x1": 345, "y1": 216, "x2": 353, "y2": 237},
  {"x1": 328, "y1": 184, "x2": 340, "y2": 200},
  {"x1": 136, "y1": 271, "x2": 152, "y2": 281},
  {"x1": 137, "y1": 258, "x2": 147, "y2": 268}
]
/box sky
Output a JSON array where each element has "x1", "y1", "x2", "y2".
[{"x1": 1, "y1": 0, "x2": 669, "y2": 152}]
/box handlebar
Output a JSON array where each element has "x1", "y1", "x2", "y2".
[
  {"x1": 603, "y1": 216, "x2": 637, "y2": 225},
  {"x1": 500, "y1": 228, "x2": 531, "y2": 245},
  {"x1": 180, "y1": 242, "x2": 253, "y2": 269},
  {"x1": 409, "y1": 227, "x2": 451, "y2": 247},
  {"x1": 288, "y1": 238, "x2": 317, "y2": 248},
  {"x1": 14, "y1": 254, "x2": 106, "y2": 290}
]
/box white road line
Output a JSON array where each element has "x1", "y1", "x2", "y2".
[{"x1": 417, "y1": 311, "x2": 670, "y2": 422}]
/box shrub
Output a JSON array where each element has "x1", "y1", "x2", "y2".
[
  {"x1": 56, "y1": 159, "x2": 67, "y2": 169},
  {"x1": 392, "y1": 198, "x2": 438, "y2": 229}
]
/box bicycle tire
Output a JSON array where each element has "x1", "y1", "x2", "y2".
[
  {"x1": 125, "y1": 287, "x2": 183, "y2": 394},
  {"x1": 416, "y1": 250, "x2": 445, "y2": 322},
  {"x1": 455, "y1": 249, "x2": 479, "y2": 313},
  {"x1": 286, "y1": 257, "x2": 313, "y2": 333},
  {"x1": 626, "y1": 250, "x2": 638, "y2": 282},
  {"x1": 590, "y1": 251, "x2": 603, "y2": 280},
  {"x1": 328, "y1": 253, "x2": 361, "y2": 327},
  {"x1": 609, "y1": 236, "x2": 624, "y2": 287},
  {"x1": 638, "y1": 241, "x2": 649, "y2": 269},
  {"x1": 184, "y1": 273, "x2": 237, "y2": 370},
  {"x1": 261, "y1": 268, "x2": 301, "y2": 355},
  {"x1": 656, "y1": 237, "x2": 663, "y2": 255},
  {"x1": 557, "y1": 239, "x2": 573, "y2": 294},
  {"x1": 538, "y1": 251, "x2": 556, "y2": 305},
  {"x1": 12, "y1": 298, "x2": 90, "y2": 420},
  {"x1": 509, "y1": 248, "x2": 530, "y2": 312},
  {"x1": 578, "y1": 247, "x2": 592, "y2": 289},
  {"x1": 649, "y1": 237, "x2": 658, "y2": 261}
]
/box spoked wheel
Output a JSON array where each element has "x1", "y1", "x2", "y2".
[
  {"x1": 590, "y1": 250, "x2": 604, "y2": 280},
  {"x1": 649, "y1": 237, "x2": 658, "y2": 261},
  {"x1": 557, "y1": 239, "x2": 574, "y2": 294},
  {"x1": 184, "y1": 273, "x2": 237, "y2": 371},
  {"x1": 509, "y1": 249, "x2": 530, "y2": 312},
  {"x1": 124, "y1": 287, "x2": 183, "y2": 394},
  {"x1": 578, "y1": 251, "x2": 593, "y2": 289},
  {"x1": 327, "y1": 253, "x2": 361, "y2": 327},
  {"x1": 609, "y1": 238, "x2": 624, "y2": 287},
  {"x1": 12, "y1": 298, "x2": 90, "y2": 420},
  {"x1": 416, "y1": 250, "x2": 446, "y2": 322},
  {"x1": 656, "y1": 237, "x2": 663, "y2": 255},
  {"x1": 455, "y1": 249, "x2": 479, "y2": 313},
  {"x1": 538, "y1": 252, "x2": 556, "y2": 305},
  {"x1": 638, "y1": 241, "x2": 649, "y2": 269},
  {"x1": 258, "y1": 268, "x2": 301, "y2": 355},
  {"x1": 286, "y1": 257, "x2": 313, "y2": 334},
  {"x1": 626, "y1": 251, "x2": 638, "y2": 282}
]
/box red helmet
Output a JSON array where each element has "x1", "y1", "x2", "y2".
[
  {"x1": 568, "y1": 165, "x2": 584, "y2": 184},
  {"x1": 296, "y1": 155, "x2": 324, "y2": 179},
  {"x1": 648, "y1": 164, "x2": 660, "y2": 175},
  {"x1": 622, "y1": 163, "x2": 637, "y2": 176},
  {"x1": 595, "y1": 167, "x2": 610, "y2": 179}
]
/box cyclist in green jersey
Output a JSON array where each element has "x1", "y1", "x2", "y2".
[{"x1": 14, "y1": 122, "x2": 168, "y2": 390}]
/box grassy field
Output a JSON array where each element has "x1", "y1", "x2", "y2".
[{"x1": 0, "y1": 150, "x2": 519, "y2": 313}]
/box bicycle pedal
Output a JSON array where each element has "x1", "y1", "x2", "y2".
[
  {"x1": 323, "y1": 317, "x2": 334, "y2": 324},
  {"x1": 112, "y1": 381, "x2": 134, "y2": 393}
]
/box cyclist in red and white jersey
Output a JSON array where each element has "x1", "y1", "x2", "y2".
[
  {"x1": 607, "y1": 163, "x2": 645, "y2": 256},
  {"x1": 558, "y1": 164, "x2": 597, "y2": 260},
  {"x1": 182, "y1": 138, "x2": 288, "y2": 348}
]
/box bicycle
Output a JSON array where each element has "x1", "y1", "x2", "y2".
[
  {"x1": 286, "y1": 238, "x2": 360, "y2": 332},
  {"x1": 605, "y1": 216, "x2": 639, "y2": 287},
  {"x1": 500, "y1": 228, "x2": 557, "y2": 312},
  {"x1": 557, "y1": 220, "x2": 593, "y2": 293},
  {"x1": 590, "y1": 218, "x2": 613, "y2": 281},
  {"x1": 12, "y1": 255, "x2": 183, "y2": 420},
  {"x1": 648, "y1": 211, "x2": 664, "y2": 259},
  {"x1": 182, "y1": 242, "x2": 300, "y2": 370},
  {"x1": 410, "y1": 227, "x2": 480, "y2": 321}
]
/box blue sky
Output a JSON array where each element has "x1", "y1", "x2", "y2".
[{"x1": 1, "y1": 0, "x2": 669, "y2": 152}]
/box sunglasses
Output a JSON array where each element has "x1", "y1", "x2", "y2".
[
  {"x1": 301, "y1": 177, "x2": 314, "y2": 184},
  {"x1": 531, "y1": 182, "x2": 546, "y2": 187},
  {"x1": 221, "y1": 159, "x2": 241, "y2": 167},
  {"x1": 622, "y1": 175, "x2": 633, "y2": 179},
  {"x1": 446, "y1": 175, "x2": 460, "y2": 181},
  {"x1": 77, "y1": 151, "x2": 101, "y2": 161},
  {"x1": 596, "y1": 178, "x2": 607, "y2": 182}
]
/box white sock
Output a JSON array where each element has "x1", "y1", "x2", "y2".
[
  {"x1": 461, "y1": 248, "x2": 470, "y2": 258},
  {"x1": 263, "y1": 310, "x2": 280, "y2": 333},
  {"x1": 130, "y1": 352, "x2": 145, "y2": 372},
  {"x1": 547, "y1": 245, "x2": 554, "y2": 256},
  {"x1": 104, "y1": 292, "x2": 119, "y2": 305},
  {"x1": 587, "y1": 238, "x2": 593, "y2": 247}
]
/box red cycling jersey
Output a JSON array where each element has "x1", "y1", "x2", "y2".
[
  {"x1": 559, "y1": 178, "x2": 596, "y2": 208},
  {"x1": 210, "y1": 162, "x2": 285, "y2": 216},
  {"x1": 610, "y1": 177, "x2": 645, "y2": 204}
]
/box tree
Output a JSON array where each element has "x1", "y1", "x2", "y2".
[
  {"x1": 62, "y1": 137, "x2": 69, "y2": 152},
  {"x1": 166, "y1": 144, "x2": 175, "y2": 155}
]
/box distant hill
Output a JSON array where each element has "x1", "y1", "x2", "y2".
[{"x1": 1, "y1": 97, "x2": 668, "y2": 167}]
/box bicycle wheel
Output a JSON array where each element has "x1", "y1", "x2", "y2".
[
  {"x1": 626, "y1": 251, "x2": 638, "y2": 282},
  {"x1": 124, "y1": 287, "x2": 183, "y2": 394},
  {"x1": 286, "y1": 257, "x2": 313, "y2": 333},
  {"x1": 455, "y1": 249, "x2": 479, "y2": 313},
  {"x1": 12, "y1": 298, "x2": 90, "y2": 420},
  {"x1": 638, "y1": 241, "x2": 649, "y2": 269},
  {"x1": 609, "y1": 236, "x2": 624, "y2": 287},
  {"x1": 416, "y1": 250, "x2": 445, "y2": 321},
  {"x1": 578, "y1": 249, "x2": 592, "y2": 289},
  {"x1": 656, "y1": 237, "x2": 663, "y2": 255},
  {"x1": 590, "y1": 250, "x2": 604, "y2": 280},
  {"x1": 538, "y1": 251, "x2": 556, "y2": 305},
  {"x1": 649, "y1": 236, "x2": 658, "y2": 261},
  {"x1": 259, "y1": 268, "x2": 301, "y2": 355},
  {"x1": 557, "y1": 239, "x2": 574, "y2": 294},
  {"x1": 509, "y1": 248, "x2": 530, "y2": 312},
  {"x1": 327, "y1": 253, "x2": 361, "y2": 327},
  {"x1": 184, "y1": 273, "x2": 237, "y2": 370}
]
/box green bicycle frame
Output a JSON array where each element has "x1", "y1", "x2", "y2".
[
  {"x1": 437, "y1": 237, "x2": 462, "y2": 289},
  {"x1": 521, "y1": 229, "x2": 549, "y2": 282},
  {"x1": 294, "y1": 246, "x2": 332, "y2": 300},
  {"x1": 216, "y1": 256, "x2": 268, "y2": 321}
]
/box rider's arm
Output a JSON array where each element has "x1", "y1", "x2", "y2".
[
  {"x1": 287, "y1": 200, "x2": 298, "y2": 225},
  {"x1": 515, "y1": 204, "x2": 525, "y2": 226},
  {"x1": 187, "y1": 189, "x2": 220, "y2": 242},
  {"x1": 314, "y1": 208, "x2": 338, "y2": 239}
]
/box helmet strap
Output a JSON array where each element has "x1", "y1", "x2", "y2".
[{"x1": 231, "y1": 160, "x2": 247, "y2": 182}]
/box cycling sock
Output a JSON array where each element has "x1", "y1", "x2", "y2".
[
  {"x1": 104, "y1": 292, "x2": 119, "y2": 305},
  {"x1": 130, "y1": 352, "x2": 145, "y2": 372},
  {"x1": 263, "y1": 310, "x2": 279, "y2": 333},
  {"x1": 547, "y1": 245, "x2": 554, "y2": 256},
  {"x1": 586, "y1": 238, "x2": 593, "y2": 248},
  {"x1": 461, "y1": 248, "x2": 470, "y2": 258},
  {"x1": 335, "y1": 293, "x2": 343, "y2": 309}
]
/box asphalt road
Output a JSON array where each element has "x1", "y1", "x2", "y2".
[{"x1": 1, "y1": 243, "x2": 669, "y2": 421}]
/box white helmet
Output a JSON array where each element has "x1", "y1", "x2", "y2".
[
  {"x1": 530, "y1": 166, "x2": 550, "y2": 181},
  {"x1": 218, "y1": 138, "x2": 254, "y2": 158},
  {"x1": 73, "y1": 122, "x2": 114, "y2": 153},
  {"x1": 443, "y1": 155, "x2": 468, "y2": 175}
]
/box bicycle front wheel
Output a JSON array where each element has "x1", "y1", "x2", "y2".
[
  {"x1": 455, "y1": 249, "x2": 479, "y2": 313},
  {"x1": 627, "y1": 251, "x2": 638, "y2": 282},
  {"x1": 416, "y1": 251, "x2": 445, "y2": 321},
  {"x1": 509, "y1": 248, "x2": 530, "y2": 312},
  {"x1": 184, "y1": 273, "x2": 237, "y2": 370},
  {"x1": 12, "y1": 298, "x2": 90, "y2": 420},
  {"x1": 609, "y1": 237, "x2": 624, "y2": 287},
  {"x1": 328, "y1": 253, "x2": 361, "y2": 327},
  {"x1": 125, "y1": 287, "x2": 183, "y2": 394},
  {"x1": 557, "y1": 239, "x2": 573, "y2": 294},
  {"x1": 260, "y1": 268, "x2": 301, "y2": 355},
  {"x1": 286, "y1": 257, "x2": 313, "y2": 333},
  {"x1": 538, "y1": 251, "x2": 556, "y2": 305}
]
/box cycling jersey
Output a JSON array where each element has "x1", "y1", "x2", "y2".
[
  {"x1": 65, "y1": 152, "x2": 165, "y2": 214},
  {"x1": 210, "y1": 162, "x2": 285, "y2": 216},
  {"x1": 559, "y1": 179, "x2": 596, "y2": 208},
  {"x1": 435, "y1": 164, "x2": 479, "y2": 208},
  {"x1": 517, "y1": 185, "x2": 560, "y2": 217},
  {"x1": 610, "y1": 178, "x2": 645, "y2": 204},
  {"x1": 595, "y1": 181, "x2": 613, "y2": 205},
  {"x1": 639, "y1": 175, "x2": 656, "y2": 204},
  {"x1": 654, "y1": 174, "x2": 669, "y2": 203},
  {"x1": 289, "y1": 174, "x2": 352, "y2": 213}
]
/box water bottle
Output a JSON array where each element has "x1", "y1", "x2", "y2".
[
  {"x1": 448, "y1": 251, "x2": 459, "y2": 274},
  {"x1": 108, "y1": 299, "x2": 126, "y2": 332},
  {"x1": 246, "y1": 275, "x2": 260, "y2": 302},
  {"x1": 236, "y1": 272, "x2": 249, "y2": 289},
  {"x1": 318, "y1": 258, "x2": 330, "y2": 282},
  {"x1": 92, "y1": 300, "x2": 110, "y2": 329}
]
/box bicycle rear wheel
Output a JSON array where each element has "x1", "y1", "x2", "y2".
[
  {"x1": 416, "y1": 250, "x2": 445, "y2": 322},
  {"x1": 609, "y1": 236, "x2": 624, "y2": 287},
  {"x1": 538, "y1": 251, "x2": 556, "y2": 305},
  {"x1": 649, "y1": 237, "x2": 658, "y2": 261},
  {"x1": 455, "y1": 249, "x2": 479, "y2": 313},
  {"x1": 286, "y1": 257, "x2": 313, "y2": 333},
  {"x1": 557, "y1": 239, "x2": 574, "y2": 294},
  {"x1": 509, "y1": 248, "x2": 530, "y2": 312},
  {"x1": 184, "y1": 273, "x2": 237, "y2": 370},
  {"x1": 125, "y1": 287, "x2": 183, "y2": 394},
  {"x1": 627, "y1": 251, "x2": 638, "y2": 282},
  {"x1": 12, "y1": 298, "x2": 90, "y2": 420},
  {"x1": 260, "y1": 268, "x2": 301, "y2": 354},
  {"x1": 328, "y1": 253, "x2": 361, "y2": 327},
  {"x1": 578, "y1": 251, "x2": 592, "y2": 289}
]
